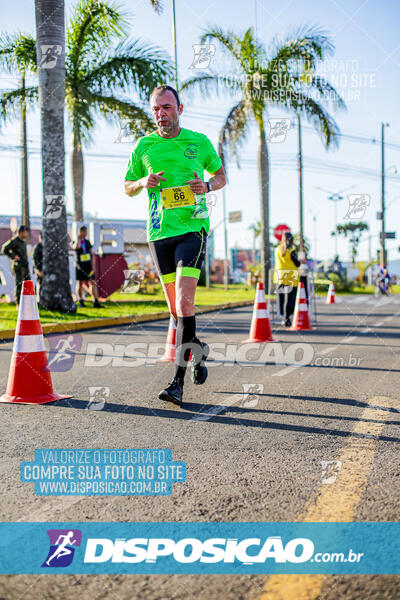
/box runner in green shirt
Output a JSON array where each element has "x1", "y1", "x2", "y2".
[{"x1": 125, "y1": 85, "x2": 226, "y2": 406}]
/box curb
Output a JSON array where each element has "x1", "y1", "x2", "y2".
[{"x1": 0, "y1": 300, "x2": 254, "y2": 342}]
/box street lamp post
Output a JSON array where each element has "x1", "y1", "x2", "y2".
[
  {"x1": 171, "y1": 0, "x2": 178, "y2": 90},
  {"x1": 298, "y1": 114, "x2": 304, "y2": 254},
  {"x1": 380, "y1": 122, "x2": 389, "y2": 265},
  {"x1": 222, "y1": 187, "x2": 229, "y2": 290}
]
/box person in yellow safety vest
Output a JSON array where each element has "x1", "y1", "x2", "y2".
[{"x1": 274, "y1": 232, "x2": 300, "y2": 327}]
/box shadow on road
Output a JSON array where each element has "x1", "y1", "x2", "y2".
[{"x1": 42, "y1": 397, "x2": 400, "y2": 443}]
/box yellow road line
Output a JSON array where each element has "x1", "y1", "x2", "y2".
[{"x1": 257, "y1": 396, "x2": 396, "y2": 600}]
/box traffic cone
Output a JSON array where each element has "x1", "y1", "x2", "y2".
[
  {"x1": 0, "y1": 280, "x2": 72, "y2": 404},
  {"x1": 158, "y1": 316, "x2": 177, "y2": 362},
  {"x1": 243, "y1": 281, "x2": 276, "y2": 342},
  {"x1": 290, "y1": 282, "x2": 313, "y2": 331},
  {"x1": 326, "y1": 282, "x2": 336, "y2": 304}
]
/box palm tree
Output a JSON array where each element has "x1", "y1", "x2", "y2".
[
  {"x1": 3, "y1": 0, "x2": 173, "y2": 221},
  {"x1": 248, "y1": 220, "x2": 261, "y2": 264},
  {"x1": 181, "y1": 26, "x2": 345, "y2": 290},
  {"x1": 0, "y1": 33, "x2": 37, "y2": 230},
  {"x1": 333, "y1": 221, "x2": 369, "y2": 265},
  {"x1": 34, "y1": 0, "x2": 75, "y2": 313}
]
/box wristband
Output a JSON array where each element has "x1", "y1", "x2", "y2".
[{"x1": 206, "y1": 181, "x2": 212, "y2": 193}]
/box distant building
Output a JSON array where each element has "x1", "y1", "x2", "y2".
[{"x1": 0, "y1": 215, "x2": 148, "y2": 265}]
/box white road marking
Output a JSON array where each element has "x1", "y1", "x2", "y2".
[
  {"x1": 273, "y1": 364, "x2": 302, "y2": 377},
  {"x1": 191, "y1": 394, "x2": 240, "y2": 421},
  {"x1": 317, "y1": 346, "x2": 338, "y2": 356}
]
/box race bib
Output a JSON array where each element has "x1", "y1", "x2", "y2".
[
  {"x1": 80, "y1": 253, "x2": 90, "y2": 262},
  {"x1": 161, "y1": 185, "x2": 196, "y2": 209}
]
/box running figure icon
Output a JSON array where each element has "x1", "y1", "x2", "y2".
[
  {"x1": 45, "y1": 531, "x2": 77, "y2": 566},
  {"x1": 47, "y1": 335, "x2": 77, "y2": 368}
]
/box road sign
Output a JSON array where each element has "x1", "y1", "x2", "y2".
[
  {"x1": 229, "y1": 211, "x2": 242, "y2": 223},
  {"x1": 380, "y1": 232, "x2": 396, "y2": 240},
  {"x1": 273, "y1": 223, "x2": 290, "y2": 241}
]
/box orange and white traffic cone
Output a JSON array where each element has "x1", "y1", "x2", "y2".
[
  {"x1": 326, "y1": 282, "x2": 336, "y2": 304},
  {"x1": 158, "y1": 316, "x2": 177, "y2": 362},
  {"x1": 0, "y1": 280, "x2": 72, "y2": 404},
  {"x1": 243, "y1": 281, "x2": 276, "y2": 342},
  {"x1": 290, "y1": 282, "x2": 313, "y2": 331}
]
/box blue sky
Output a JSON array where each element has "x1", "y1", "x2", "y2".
[{"x1": 1, "y1": 0, "x2": 400, "y2": 262}]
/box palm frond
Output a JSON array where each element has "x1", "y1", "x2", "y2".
[
  {"x1": 287, "y1": 91, "x2": 341, "y2": 148},
  {"x1": 218, "y1": 99, "x2": 252, "y2": 171},
  {"x1": 239, "y1": 27, "x2": 267, "y2": 73},
  {"x1": 67, "y1": 91, "x2": 96, "y2": 145},
  {"x1": 200, "y1": 26, "x2": 243, "y2": 66},
  {"x1": 81, "y1": 39, "x2": 174, "y2": 100},
  {"x1": 66, "y1": 0, "x2": 129, "y2": 74},
  {"x1": 298, "y1": 74, "x2": 346, "y2": 111},
  {"x1": 269, "y1": 24, "x2": 334, "y2": 69},
  {"x1": 180, "y1": 73, "x2": 238, "y2": 100},
  {"x1": 0, "y1": 86, "x2": 38, "y2": 125},
  {"x1": 88, "y1": 92, "x2": 154, "y2": 136},
  {"x1": 0, "y1": 32, "x2": 37, "y2": 73}
]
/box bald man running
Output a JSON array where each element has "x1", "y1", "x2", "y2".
[{"x1": 125, "y1": 85, "x2": 226, "y2": 406}]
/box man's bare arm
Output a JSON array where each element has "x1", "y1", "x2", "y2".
[
  {"x1": 125, "y1": 171, "x2": 167, "y2": 197},
  {"x1": 208, "y1": 165, "x2": 226, "y2": 191}
]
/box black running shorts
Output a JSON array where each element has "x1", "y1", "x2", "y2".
[{"x1": 149, "y1": 228, "x2": 207, "y2": 284}]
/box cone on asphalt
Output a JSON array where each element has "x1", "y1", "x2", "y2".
[
  {"x1": 0, "y1": 280, "x2": 72, "y2": 405},
  {"x1": 290, "y1": 281, "x2": 313, "y2": 331},
  {"x1": 243, "y1": 281, "x2": 276, "y2": 343},
  {"x1": 158, "y1": 316, "x2": 177, "y2": 362},
  {"x1": 326, "y1": 281, "x2": 336, "y2": 304}
]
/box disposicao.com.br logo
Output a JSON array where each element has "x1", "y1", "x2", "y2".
[{"x1": 84, "y1": 536, "x2": 315, "y2": 565}]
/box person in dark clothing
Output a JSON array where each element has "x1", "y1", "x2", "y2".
[
  {"x1": 1, "y1": 225, "x2": 31, "y2": 305},
  {"x1": 33, "y1": 233, "x2": 43, "y2": 297},
  {"x1": 72, "y1": 226, "x2": 101, "y2": 308}
]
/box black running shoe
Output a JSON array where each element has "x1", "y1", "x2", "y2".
[
  {"x1": 158, "y1": 380, "x2": 183, "y2": 406},
  {"x1": 190, "y1": 338, "x2": 209, "y2": 385},
  {"x1": 79, "y1": 299, "x2": 85, "y2": 307},
  {"x1": 93, "y1": 299, "x2": 101, "y2": 308}
]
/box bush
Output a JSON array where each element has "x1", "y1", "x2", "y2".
[
  {"x1": 329, "y1": 273, "x2": 355, "y2": 292},
  {"x1": 314, "y1": 274, "x2": 355, "y2": 293}
]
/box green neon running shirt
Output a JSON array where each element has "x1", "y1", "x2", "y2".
[{"x1": 125, "y1": 128, "x2": 222, "y2": 242}]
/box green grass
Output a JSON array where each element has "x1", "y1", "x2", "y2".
[
  {"x1": 0, "y1": 284, "x2": 254, "y2": 331},
  {"x1": 110, "y1": 283, "x2": 254, "y2": 304},
  {"x1": 314, "y1": 284, "x2": 400, "y2": 296}
]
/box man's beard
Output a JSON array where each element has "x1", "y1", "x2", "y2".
[{"x1": 158, "y1": 115, "x2": 179, "y2": 135}]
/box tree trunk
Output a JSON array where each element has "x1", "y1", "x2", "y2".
[
  {"x1": 257, "y1": 118, "x2": 270, "y2": 291},
  {"x1": 35, "y1": 0, "x2": 76, "y2": 313},
  {"x1": 72, "y1": 131, "x2": 84, "y2": 221},
  {"x1": 20, "y1": 74, "x2": 30, "y2": 235}
]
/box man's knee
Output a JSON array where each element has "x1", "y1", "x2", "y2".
[{"x1": 176, "y1": 298, "x2": 194, "y2": 316}]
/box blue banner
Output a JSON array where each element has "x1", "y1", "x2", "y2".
[{"x1": 0, "y1": 522, "x2": 398, "y2": 574}]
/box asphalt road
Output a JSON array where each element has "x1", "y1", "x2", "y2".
[{"x1": 0, "y1": 294, "x2": 399, "y2": 599}]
